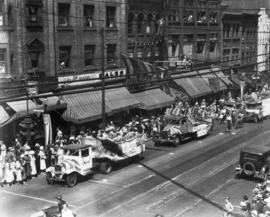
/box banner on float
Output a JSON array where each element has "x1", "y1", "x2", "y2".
[{"x1": 43, "y1": 114, "x2": 52, "y2": 146}]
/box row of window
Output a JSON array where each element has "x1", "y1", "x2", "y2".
[
  {"x1": 28, "y1": 44, "x2": 117, "y2": 69},
  {"x1": 26, "y1": 3, "x2": 117, "y2": 28}
]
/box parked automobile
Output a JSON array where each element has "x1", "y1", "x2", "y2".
[{"x1": 235, "y1": 144, "x2": 270, "y2": 180}]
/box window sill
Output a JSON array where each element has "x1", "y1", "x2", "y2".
[
  {"x1": 58, "y1": 68, "x2": 75, "y2": 75},
  {"x1": 83, "y1": 65, "x2": 99, "y2": 72},
  {"x1": 57, "y1": 26, "x2": 74, "y2": 32},
  {"x1": 105, "y1": 27, "x2": 118, "y2": 32},
  {"x1": 83, "y1": 27, "x2": 98, "y2": 32}
]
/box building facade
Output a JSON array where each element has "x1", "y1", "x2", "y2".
[
  {"x1": 127, "y1": 0, "x2": 164, "y2": 63},
  {"x1": 221, "y1": 0, "x2": 270, "y2": 75},
  {"x1": 127, "y1": 0, "x2": 221, "y2": 69},
  {"x1": 0, "y1": 0, "x2": 10, "y2": 78},
  {"x1": 166, "y1": 0, "x2": 221, "y2": 68},
  {"x1": 8, "y1": 0, "x2": 127, "y2": 82},
  {"x1": 257, "y1": 8, "x2": 270, "y2": 73}
]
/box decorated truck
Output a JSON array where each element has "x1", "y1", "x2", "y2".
[
  {"x1": 154, "y1": 115, "x2": 212, "y2": 147},
  {"x1": 244, "y1": 97, "x2": 270, "y2": 123},
  {"x1": 46, "y1": 134, "x2": 145, "y2": 187}
]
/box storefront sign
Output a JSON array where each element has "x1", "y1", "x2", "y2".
[{"x1": 58, "y1": 68, "x2": 126, "y2": 87}]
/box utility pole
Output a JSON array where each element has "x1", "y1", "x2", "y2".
[{"x1": 101, "y1": 27, "x2": 106, "y2": 129}]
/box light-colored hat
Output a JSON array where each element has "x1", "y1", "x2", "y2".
[{"x1": 40, "y1": 146, "x2": 44, "y2": 150}]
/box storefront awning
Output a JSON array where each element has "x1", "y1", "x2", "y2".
[
  {"x1": 105, "y1": 87, "x2": 140, "y2": 113},
  {"x1": 229, "y1": 74, "x2": 241, "y2": 88},
  {"x1": 132, "y1": 88, "x2": 174, "y2": 110},
  {"x1": 172, "y1": 71, "x2": 213, "y2": 98},
  {"x1": 197, "y1": 69, "x2": 227, "y2": 92},
  {"x1": 62, "y1": 87, "x2": 140, "y2": 124},
  {"x1": 62, "y1": 90, "x2": 111, "y2": 124},
  {"x1": 0, "y1": 105, "x2": 13, "y2": 127},
  {"x1": 212, "y1": 68, "x2": 233, "y2": 87},
  {"x1": 7, "y1": 100, "x2": 38, "y2": 117}
]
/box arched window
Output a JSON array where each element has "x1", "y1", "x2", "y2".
[
  {"x1": 128, "y1": 13, "x2": 134, "y2": 34},
  {"x1": 137, "y1": 13, "x2": 144, "y2": 34},
  {"x1": 146, "y1": 14, "x2": 153, "y2": 34}
]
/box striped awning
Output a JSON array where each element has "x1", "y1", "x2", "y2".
[
  {"x1": 197, "y1": 69, "x2": 226, "y2": 92},
  {"x1": 212, "y1": 68, "x2": 233, "y2": 87},
  {"x1": 172, "y1": 71, "x2": 213, "y2": 98},
  {"x1": 133, "y1": 88, "x2": 174, "y2": 110},
  {"x1": 229, "y1": 74, "x2": 241, "y2": 87},
  {"x1": 62, "y1": 87, "x2": 140, "y2": 124},
  {"x1": 62, "y1": 90, "x2": 111, "y2": 124},
  {"x1": 105, "y1": 87, "x2": 140, "y2": 112},
  {"x1": 212, "y1": 68, "x2": 232, "y2": 86}
]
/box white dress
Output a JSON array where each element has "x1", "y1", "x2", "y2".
[
  {"x1": 5, "y1": 163, "x2": 14, "y2": 183},
  {"x1": 15, "y1": 160, "x2": 22, "y2": 182},
  {"x1": 39, "y1": 151, "x2": 47, "y2": 171},
  {"x1": 30, "y1": 155, "x2": 37, "y2": 176}
]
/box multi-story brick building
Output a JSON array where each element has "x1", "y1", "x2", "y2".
[
  {"x1": 221, "y1": 0, "x2": 270, "y2": 75},
  {"x1": 8, "y1": 0, "x2": 127, "y2": 82},
  {"x1": 0, "y1": 0, "x2": 10, "y2": 78},
  {"x1": 127, "y1": 0, "x2": 164, "y2": 63},
  {"x1": 166, "y1": 0, "x2": 221, "y2": 68},
  {"x1": 127, "y1": 0, "x2": 221, "y2": 68}
]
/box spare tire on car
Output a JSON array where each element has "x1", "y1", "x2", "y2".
[{"x1": 243, "y1": 162, "x2": 256, "y2": 176}]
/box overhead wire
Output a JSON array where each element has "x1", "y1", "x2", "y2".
[
  {"x1": 0, "y1": 59, "x2": 268, "y2": 103},
  {"x1": 0, "y1": 50, "x2": 269, "y2": 90}
]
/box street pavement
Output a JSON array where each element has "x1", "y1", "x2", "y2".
[{"x1": 0, "y1": 120, "x2": 269, "y2": 217}]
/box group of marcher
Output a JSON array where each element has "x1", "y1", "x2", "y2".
[
  {"x1": 0, "y1": 136, "x2": 67, "y2": 187},
  {"x1": 223, "y1": 181, "x2": 270, "y2": 217}
]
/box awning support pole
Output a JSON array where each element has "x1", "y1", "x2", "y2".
[{"x1": 101, "y1": 27, "x2": 106, "y2": 129}]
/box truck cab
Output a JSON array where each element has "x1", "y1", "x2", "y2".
[{"x1": 46, "y1": 144, "x2": 93, "y2": 187}]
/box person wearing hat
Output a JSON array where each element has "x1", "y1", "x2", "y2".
[
  {"x1": 61, "y1": 202, "x2": 75, "y2": 217},
  {"x1": 56, "y1": 195, "x2": 66, "y2": 214},
  {"x1": 34, "y1": 144, "x2": 41, "y2": 175},
  {"x1": 15, "y1": 157, "x2": 23, "y2": 185},
  {"x1": 22, "y1": 150, "x2": 32, "y2": 180},
  {"x1": 0, "y1": 144, "x2": 6, "y2": 187},
  {"x1": 29, "y1": 150, "x2": 37, "y2": 177},
  {"x1": 38, "y1": 146, "x2": 47, "y2": 174},
  {"x1": 240, "y1": 195, "x2": 251, "y2": 217},
  {"x1": 224, "y1": 197, "x2": 234, "y2": 217}
]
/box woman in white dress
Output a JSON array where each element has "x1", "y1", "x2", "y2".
[
  {"x1": 29, "y1": 151, "x2": 37, "y2": 177},
  {"x1": 15, "y1": 159, "x2": 23, "y2": 184},
  {"x1": 5, "y1": 162, "x2": 14, "y2": 186},
  {"x1": 39, "y1": 147, "x2": 47, "y2": 173}
]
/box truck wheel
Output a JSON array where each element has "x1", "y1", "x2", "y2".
[
  {"x1": 46, "y1": 172, "x2": 53, "y2": 185},
  {"x1": 243, "y1": 162, "x2": 256, "y2": 176},
  {"x1": 66, "y1": 173, "x2": 78, "y2": 187},
  {"x1": 173, "y1": 137, "x2": 181, "y2": 147},
  {"x1": 100, "y1": 161, "x2": 112, "y2": 174}
]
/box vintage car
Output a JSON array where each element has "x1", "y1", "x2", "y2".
[
  {"x1": 154, "y1": 115, "x2": 212, "y2": 147},
  {"x1": 46, "y1": 135, "x2": 145, "y2": 187},
  {"x1": 235, "y1": 144, "x2": 270, "y2": 180}
]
